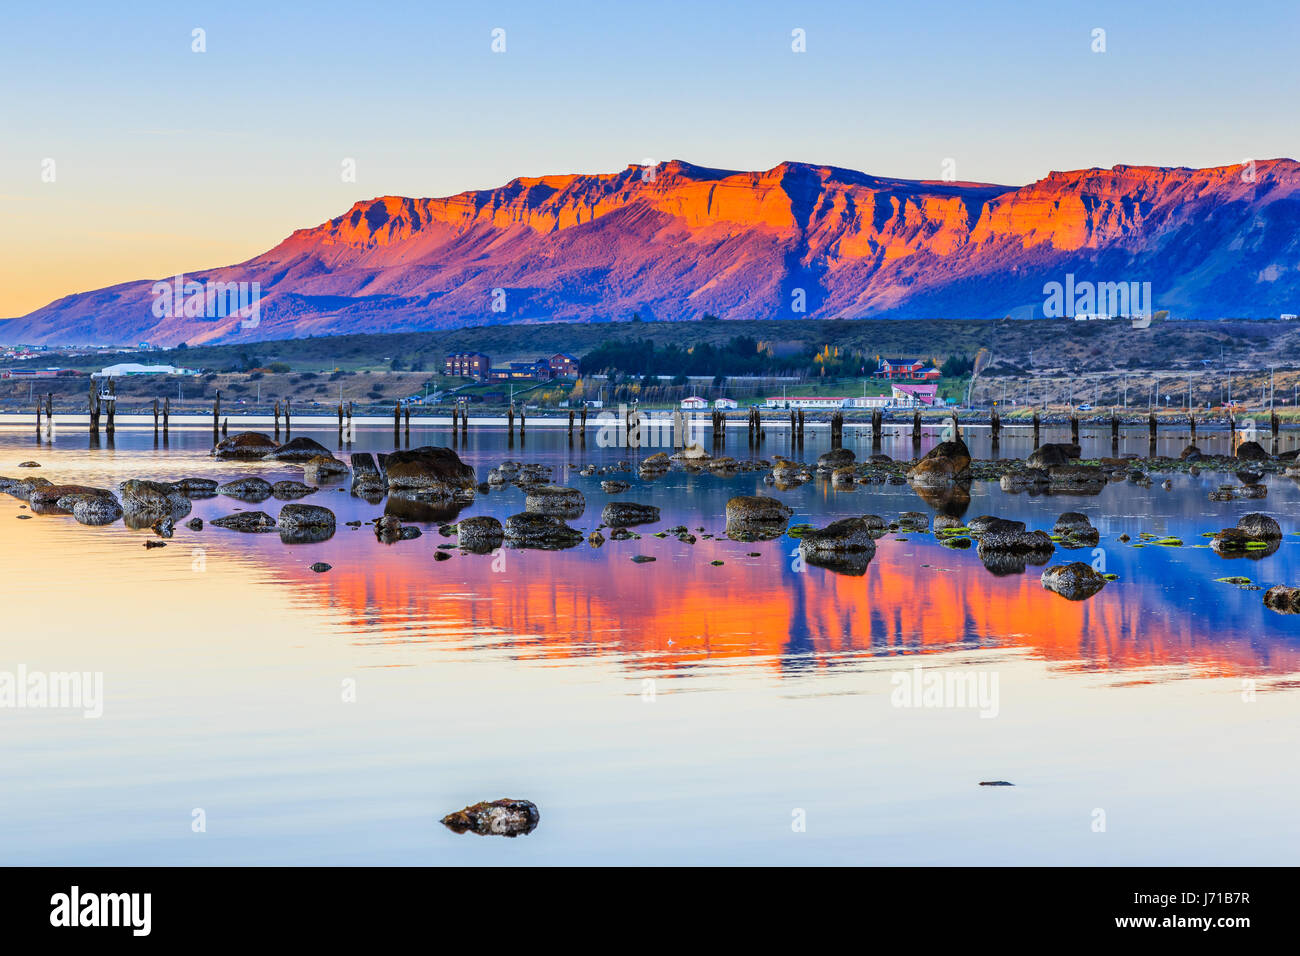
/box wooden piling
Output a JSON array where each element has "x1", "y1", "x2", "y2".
[
  {"x1": 990, "y1": 407, "x2": 1001, "y2": 445},
  {"x1": 105, "y1": 380, "x2": 116, "y2": 436},
  {"x1": 153, "y1": 398, "x2": 160, "y2": 435},
  {"x1": 393, "y1": 401, "x2": 401, "y2": 445},
  {"x1": 1031, "y1": 411, "x2": 1040, "y2": 446},
  {"x1": 1070, "y1": 413, "x2": 1079, "y2": 445},
  {"x1": 1189, "y1": 412, "x2": 1196, "y2": 443},
  {"x1": 404, "y1": 406, "x2": 411, "y2": 446},
  {"x1": 221, "y1": 417, "x2": 228, "y2": 437},
  {"x1": 285, "y1": 400, "x2": 292, "y2": 439},
  {"x1": 912, "y1": 410, "x2": 921, "y2": 445},
  {"x1": 212, "y1": 390, "x2": 221, "y2": 443},
  {"x1": 274, "y1": 401, "x2": 281, "y2": 440},
  {"x1": 162, "y1": 397, "x2": 170, "y2": 438}
]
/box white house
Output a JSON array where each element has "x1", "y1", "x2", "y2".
[
  {"x1": 680, "y1": 396, "x2": 708, "y2": 409},
  {"x1": 846, "y1": 396, "x2": 890, "y2": 409},
  {"x1": 763, "y1": 396, "x2": 848, "y2": 410},
  {"x1": 713, "y1": 397, "x2": 738, "y2": 409},
  {"x1": 93, "y1": 363, "x2": 198, "y2": 378}
]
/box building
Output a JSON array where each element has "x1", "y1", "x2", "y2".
[
  {"x1": 875, "y1": 357, "x2": 940, "y2": 380},
  {"x1": 444, "y1": 351, "x2": 491, "y2": 380},
  {"x1": 93, "y1": 363, "x2": 197, "y2": 378},
  {"x1": 488, "y1": 360, "x2": 551, "y2": 382},
  {"x1": 1, "y1": 367, "x2": 64, "y2": 379},
  {"x1": 891, "y1": 383, "x2": 940, "y2": 407},
  {"x1": 549, "y1": 353, "x2": 580, "y2": 378},
  {"x1": 680, "y1": 396, "x2": 708, "y2": 409},
  {"x1": 846, "y1": 395, "x2": 890, "y2": 409},
  {"x1": 713, "y1": 397, "x2": 738, "y2": 409},
  {"x1": 763, "y1": 396, "x2": 849, "y2": 410}
]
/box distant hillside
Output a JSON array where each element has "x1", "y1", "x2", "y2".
[{"x1": 5, "y1": 158, "x2": 1300, "y2": 346}]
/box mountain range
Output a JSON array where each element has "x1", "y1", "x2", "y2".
[{"x1": 6, "y1": 158, "x2": 1299, "y2": 345}]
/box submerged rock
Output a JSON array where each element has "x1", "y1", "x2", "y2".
[
  {"x1": 907, "y1": 439, "x2": 971, "y2": 485},
  {"x1": 457, "y1": 516, "x2": 505, "y2": 552},
  {"x1": 1041, "y1": 562, "x2": 1108, "y2": 600},
  {"x1": 441, "y1": 799, "x2": 539, "y2": 837},
  {"x1": 277, "y1": 503, "x2": 336, "y2": 531},
  {"x1": 217, "y1": 476, "x2": 273, "y2": 501},
  {"x1": 601, "y1": 502, "x2": 661, "y2": 527},
  {"x1": 171, "y1": 477, "x2": 218, "y2": 498},
  {"x1": 600, "y1": 480, "x2": 631, "y2": 494},
  {"x1": 72, "y1": 496, "x2": 123, "y2": 526},
  {"x1": 1235, "y1": 440, "x2": 1268, "y2": 461},
  {"x1": 262, "y1": 436, "x2": 332, "y2": 462},
  {"x1": 385, "y1": 446, "x2": 477, "y2": 496},
  {"x1": 119, "y1": 479, "x2": 191, "y2": 524},
  {"x1": 211, "y1": 511, "x2": 277, "y2": 533},
  {"x1": 271, "y1": 480, "x2": 317, "y2": 500},
  {"x1": 1237, "y1": 513, "x2": 1282, "y2": 540},
  {"x1": 503, "y1": 512, "x2": 583, "y2": 549},
  {"x1": 798, "y1": 517, "x2": 881, "y2": 554},
  {"x1": 524, "y1": 484, "x2": 586, "y2": 518},
  {"x1": 302, "y1": 455, "x2": 350, "y2": 484},
  {"x1": 1026, "y1": 443, "x2": 1079, "y2": 469},
  {"x1": 1264, "y1": 586, "x2": 1300, "y2": 614},
  {"x1": 212, "y1": 431, "x2": 278, "y2": 460}
]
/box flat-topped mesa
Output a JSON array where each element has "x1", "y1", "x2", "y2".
[{"x1": 10, "y1": 157, "x2": 1300, "y2": 344}]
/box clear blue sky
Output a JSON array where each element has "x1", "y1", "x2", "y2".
[{"x1": 2, "y1": 0, "x2": 1297, "y2": 316}]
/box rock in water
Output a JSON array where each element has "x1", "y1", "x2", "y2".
[
  {"x1": 384, "y1": 446, "x2": 476, "y2": 496},
  {"x1": 1025, "y1": 443, "x2": 1078, "y2": 469},
  {"x1": 211, "y1": 431, "x2": 278, "y2": 460},
  {"x1": 302, "y1": 455, "x2": 350, "y2": 484},
  {"x1": 798, "y1": 517, "x2": 881, "y2": 554},
  {"x1": 907, "y1": 439, "x2": 972, "y2": 486},
  {"x1": 524, "y1": 484, "x2": 586, "y2": 517},
  {"x1": 119, "y1": 480, "x2": 191, "y2": 524},
  {"x1": 277, "y1": 503, "x2": 336, "y2": 531},
  {"x1": 1237, "y1": 513, "x2": 1282, "y2": 540},
  {"x1": 1235, "y1": 440, "x2": 1268, "y2": 461},
  {"x1": 724, "y1": 495, "x2": 793, "y2": 540},
  {"x1": 1263, "y1": 586, "x2": 1300, "y2": 614},
  {"x1": 271, "y1": 480, "x2": 317, "y2": 500},
  {"x1": 503, "y1": 512, "x2": 583, "y2": 549},
  {"x1": 310, "y1": 562, "x2": 332, "y2": 573},
  {"x1": 211, "y1": 511, "x2": 278, "y2": 533},
  {"x1": 456, "y1": 516, "x2": 504, "y2": 552},
  {"x1": 262, "y1": 436, "x2": 332, "y2": 462},
  {"x1": 601, "y1": 502, "x2": 661, "y2": 527},
  {"x1": 217, "y1": 476, "x2": 274, "y2": 501},
  {"x1": 441, "y1": 799, "x2": 539, "y2": 837},
  {"x1": 72, "y1": 496, "x2": 123, "y2": 526},
  {"x1": 1041, "y1": 562, "x2": 1108, "y2": 600}
]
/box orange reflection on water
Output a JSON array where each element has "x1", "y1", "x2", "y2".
[{"x1": 274, "y1": 531, "x2": 1300, "y2": 679}]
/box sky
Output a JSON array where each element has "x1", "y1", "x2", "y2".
[{"x1": 1, "y1": 0, "x2": 1297, "y2": 318}]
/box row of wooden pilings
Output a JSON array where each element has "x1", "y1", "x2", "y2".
[{"x1": 41, "y1": 393, "x2": 1285, "y2": 452}]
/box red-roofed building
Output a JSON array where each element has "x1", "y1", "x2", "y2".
[
  {"x1": 891, "y1": 383, "x2": 940, "y2": 407},
  {"x1": 875, "y1": 357, "x2": 940, "y2": 380}
]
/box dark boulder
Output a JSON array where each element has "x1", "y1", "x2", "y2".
[
  {"x1": 212, "y1": 431, "x2": 278, "y2": 460},
  {"x1": 1041, "y1": 562, "x2": 1108, "y2": 600}
]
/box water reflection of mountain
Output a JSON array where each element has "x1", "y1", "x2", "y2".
[{"x1": 263, "y1": 510, "x2": 1300, "y2": 680}]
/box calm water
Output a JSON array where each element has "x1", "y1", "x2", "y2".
[{"x1": 1, "y1": 418, "x2": 1298, "y2": 865}]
